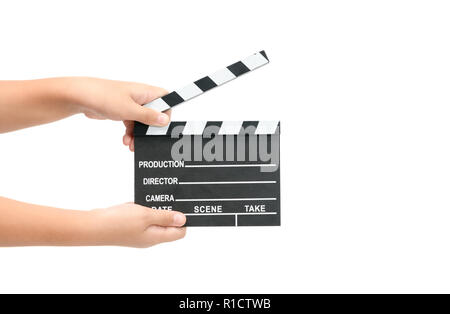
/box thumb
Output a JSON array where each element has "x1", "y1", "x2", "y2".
[
  {"x1": 130, "y1": 104, "x2": 170, "y2": 126},
  {"x1": 145, "y1": 208, "x2": 187, "y2": 227}
]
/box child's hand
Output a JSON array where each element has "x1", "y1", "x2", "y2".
[
  {"x1": 65, "y1": 77, "x2": 171, "y2": 152},
  {"x1": 90, "y1": 203, "x2": 186, "y2": 248},
  {"x1": 0, "y1": 197, "x2": 186, "y2": 248}
]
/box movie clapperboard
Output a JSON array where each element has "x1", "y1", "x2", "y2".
[{"x1": 134, "y1": 51, "x2": 280, "y2": 226}]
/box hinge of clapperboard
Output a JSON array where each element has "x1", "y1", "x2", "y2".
[{"x1": 133, "y1": 50, "x2": 270, "y2": 136}]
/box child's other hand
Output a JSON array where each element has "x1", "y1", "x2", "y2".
[
  {"x1": 66, "y1": 77, "x2": 171, "y2": 152},
  {"x1": 90, "y1": 203, "x2": 186, "y2": 248}
]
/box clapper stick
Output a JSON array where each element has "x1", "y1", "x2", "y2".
[
  {"x1": 134, "y1": 50, "x2": 270, "y2": 136},
  {"x1": 142, "y1": 51, "x2": 269, "y2": 112}
]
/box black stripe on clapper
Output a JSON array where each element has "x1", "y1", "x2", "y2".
[
  {"x1": 134, "y1": 122, "x2": 149, "y2": 136},
  {"x1": 162, "y1": 92, "x2": 185, "y2": 107},
  {"x1": 166, "y1": 121, "x2": 187, "y2": 137},
  {"x1": 227, "y1": 61, "x2": 250, "y2": 77},
  {"x1": 203, "y1": 121, "x2": 223, "y2": 138},
  {"x1": 240, "y1": 121, "x2": 259, "y2": 134},
  {"x1": 260, "y1": 50, "x2": 269, "y2": 61},
  {"x1": 194, "y1": 76, "x2": 217, "y2": 92}
]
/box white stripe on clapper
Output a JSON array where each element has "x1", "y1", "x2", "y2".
[
  {"x1": 146, "y1": 124, "x2": 170, "y2": 135},
  {"x1": 242, "y1": 52, "x2": 269, "y2": 70},
  {"x1": 255, "y1": 121, "x2": 279, "y2": 134},
  {"x1": 144, "y1": 98, "x2": 171, "y2": 112},
  {"x1": 175, "y1": 83, "x2": 203, "y2": 102},
  {"x1": 182, "y1": 121, "x2": 207, "y2": 135},
  {"x1": 218, "y1": 121, "x2": 243, "y2": 135},
  {"x1": 209, "y1": 68, "x2": 236, "y2": 86}
]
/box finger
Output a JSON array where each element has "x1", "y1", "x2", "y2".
[
  {"x1": 123, "y1": 120, "x2": 134, "y2": 146},
  {"x1": 130, "y1": 84, "x2": 168, "y2": 105},
  {"x1": 146, "y1": 226, "x2": 187, "y2": 244},
  {"x1": 123, "y1": 120, "x2": 134, "y2": 136},
  {"x1": 130, "y1": 138, "x2": 135, "y2": 152},
  {"x1": 145, "y1": 208, "x2": 186, "y2": 227},
  {"x1": 130, "y1": 104, "x2": 170, "y2": 126},
  {"x1": 123, "y1": 134, "x2": 131, "y2": 146}
]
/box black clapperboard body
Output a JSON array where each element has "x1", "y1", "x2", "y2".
[{"x1": 134, "y1": 51, "x2": 281, "y2": 226}]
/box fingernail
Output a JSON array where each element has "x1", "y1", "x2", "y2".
[
  {"x1": 173, "y1": 213, "x2": 186, "y2": 225},
  {"x1": 158, "y1": 113, "x2": 169, "y2": 125}
]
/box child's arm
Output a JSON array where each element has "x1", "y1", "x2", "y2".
[
  {"x1": 0, "y1": 197, "x2": 186, "y2": 247},
  {"x1": 0, "y1": 77, "x2": 171, "y2": 151},
  {"x1": 0, "y1": 77, "x2": 186, "y2": 247}
]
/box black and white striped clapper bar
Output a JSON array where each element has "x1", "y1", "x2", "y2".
[{"x1": 134, "y1": 51, "x2": 280, "y2": 226}]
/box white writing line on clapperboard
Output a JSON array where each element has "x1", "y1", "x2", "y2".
[
  {"x1": 184, "y1": 163, "x2": 277, "y2": 168},
  {"x1": 138, "y1": 161, "x2": 278, "y2": 168},
  {"x1": 175, "y1": 198, "x2": 277, "y2": 201},
  {"x1": 145, "y1": 196, "x2": 276, "y2": 202},
  {"x1": 179, "y1": 181, "x2": 276, "y2": 185},
  {"x1": 143, "y1": 179, "x2": 276, "y2": 185},
  {"x1": 184, "y1": 212, "x2": 277, "y2": 216}
]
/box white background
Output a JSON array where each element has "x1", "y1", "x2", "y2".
[{"x1": 1, "y1": 0, "x2": 450, "y2": 293}]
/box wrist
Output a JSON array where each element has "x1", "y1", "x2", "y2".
[
  {"x1": 52, "y1": 77, "x2": 86, "y2": 114},
  {"x1": 84, "y1": 208, "x2": 118, "y2": 246},
  {"x1": 49, "y1": 209, "x2": 103, "y2": 246},
  {"x1": 73, "y1": 209, "x2": 112, "y2": 246},
  {"x1": 30, "y1": 78, "x2": 84, "y2": 115},
  {"x1": 58, "y1": 77, "x2": 111, "y2": 116}
]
